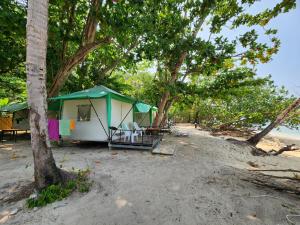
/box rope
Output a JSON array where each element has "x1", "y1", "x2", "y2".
[{"x1": 88, "y1": 98, "x2": 109, "y2": 138}]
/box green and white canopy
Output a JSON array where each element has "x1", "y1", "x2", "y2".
[
  {"x1": 50, "y1": 85, "x2": 135, "y2": 104},
  {"x1": 50, "y1": 85, "x2": 157, "y2": 129}
]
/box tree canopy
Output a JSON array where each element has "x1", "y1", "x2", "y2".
[{"x1": 0, "y1": 0, "x2": 298, "y2": 130}]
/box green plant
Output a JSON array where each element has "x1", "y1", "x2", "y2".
[
  {"x1": 27, "y1": 169, "x2": 91, "y2": 208},
  {"x1": 76, "y1": 169, "x2": 92, "y2": 193}
]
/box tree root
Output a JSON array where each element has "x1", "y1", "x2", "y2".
[
  {"x1": 0, "y1": 170, "x2": 78, "y2": 205},
  {"x1": 0, "y1": 181, "x2": 35, "y2": 204},
  {"x1": 59, "y1": 169, "x2": 77, "y2": 185},
  {"x1": 241, "y1": 171, "x2": 300, "y2": 195},
  {"x1": 248, "y1": 169, "x2": 300, "y2": 173},
  {"x1": 251, "y1": 144, "x2": 299, "y2": 156},
  {"x1": 271, "y1": 144, "x2": 299, "y2": 156},
  {"x1": 226, "y1": 138, "x2": 300, "y2": 157}
]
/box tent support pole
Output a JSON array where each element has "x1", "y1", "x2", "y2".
[
  {"x1": 88, "y1": 98, "x2": 109, "y2": 138},
  {"x1": 112, "y1": 101, "x2": 137, "y2": 137}
]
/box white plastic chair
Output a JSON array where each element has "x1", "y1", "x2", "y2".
[
  {"x1": 121, "y1": 123, "x2": 138, "y2": 142},
  {"x1": 133, "y1": 122, "x2": 143, "y2": 137}
]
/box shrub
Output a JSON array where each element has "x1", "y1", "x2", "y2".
[{"x1": 27, "y1": 169, "x2": 92, "y2": 208}]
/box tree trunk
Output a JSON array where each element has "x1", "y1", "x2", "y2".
[
  {"x1": 26, "y1": 0, "x2": 62, "y2": 189},
  {"x1": 160, "y1": 99, "x2": 173, "y2": 127},
  {"x1": 152, "y1": 52, "x2": 188, "y2": 127},
  {"x1": 82, "y1": 0, "x2": 101, "y2": 46},
  {"x1": 153, "y1": 91, "x2": 171, "y2": 127},
  {"x1": 247, "y1": 97, "x2": 300, "y2": 145},
  {"x1": 152, "y1": 1, "x2": 215, "y2": 127}
]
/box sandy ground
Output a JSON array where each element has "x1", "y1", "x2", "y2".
[{"x1": 0, "y1": 124, "x2": 300, "y2": 225}]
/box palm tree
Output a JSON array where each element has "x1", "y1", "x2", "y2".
[{"x1": 26, "y1": 0, "x2": 63, "y2": 189}]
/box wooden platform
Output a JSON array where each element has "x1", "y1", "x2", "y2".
[
  {"x1": 109, "y1": 135, "x2": 161, "y2": 150},
  {"x1": 152, "y1": 143, "x2": 176, "y2": 155}
]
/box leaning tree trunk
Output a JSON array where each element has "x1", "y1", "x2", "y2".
[
  {"x1": 247, "y1": 97, "x2": 300, "y2": 146},
  {"x1": 26, "y1": 0, "x2": 62, "y2": 189}
]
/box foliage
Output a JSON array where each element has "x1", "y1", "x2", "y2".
[
  {"x1": 0, "y1": 0, "x2": 298, "y2": 131},
  {"x1": 0, "y1": 0, "x2": 27, "y2": 103},
  {"x1": 113, "y1": 61, "x2": 160, "y2": 105},
  {"x1": 27, "y1": 169, "x2": 91, "y2": 208},
  {"x1": 27, "y1": 181, "x2": 76, "y2": 208},
  {"x1": 170, "y1": 79, "x2": 299, "y2": 130},
  {"x1": 132, "y1": 0, "x2": 296, "y2": 126}
]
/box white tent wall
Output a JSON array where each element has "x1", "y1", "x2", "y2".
[
  {"x1": 111, "y1": 99, "x2": 133, "y2": 128},
  {"x1": 62, "y1": 98, "x2": 108, "y2": 141}
]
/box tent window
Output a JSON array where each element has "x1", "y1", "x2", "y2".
[{"x1": 77, "y1": 105, "x2": 91, "y2": 121}]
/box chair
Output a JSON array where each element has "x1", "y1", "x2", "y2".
[
  {"x1": 121, "y1": 123, "x2": 138, "y2": 142},
  {"x1": 133, "y1": 122, "x2": 143, "y2": 137}
]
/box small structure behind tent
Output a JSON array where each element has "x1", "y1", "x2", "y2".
[
  {"x1": 0, "y1": 101, "x2": 61, "y2": 130},
  {"x1": 133, "y1": 102, "x2": 157, "y2": 127},
  {"x1": 0, "y1": 102, "x2": 30, "y2": 130}
]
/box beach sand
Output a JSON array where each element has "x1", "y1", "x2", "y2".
[{"x1": 0, "y1": 123, "x2": 299, "y2": 225}]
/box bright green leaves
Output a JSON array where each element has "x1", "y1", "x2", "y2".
[
  {"x1": 210, "y1": 0, "x2": 242, "y2": 33},
  {"x1": 237, "y1": 29, "x2": 280, "y2": 65},
  {"x1": 233, "y1": 0, "x2": 296, "y2": 27}
]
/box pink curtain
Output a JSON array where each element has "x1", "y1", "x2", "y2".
[{"x1": 48, "y1": 119, "x2": 59, "y2": 141}]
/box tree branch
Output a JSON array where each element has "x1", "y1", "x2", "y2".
[{"x1": 48, "y1": 37, "x2": 111, "y2": 97}]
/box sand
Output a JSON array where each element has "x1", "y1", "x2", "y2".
[{"x1": 0, "y1": 123, "x2": 300, "y2": 225}]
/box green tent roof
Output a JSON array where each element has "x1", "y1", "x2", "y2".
[
  {"x1": 0, "y1": 101, "x2": 62, "y2": 113},
  {"x1": 0, "y1": 102, "x2": 28, "y2": 112},
  {"x1": 135, "y1": 102, "x2": 151, "y2": 113},
  {"x1": 50, "y1": 85, "x2": 135, "y2": 103},
  {"x1": 134, "y1": 102, "x2": 158, "y2": 113}
]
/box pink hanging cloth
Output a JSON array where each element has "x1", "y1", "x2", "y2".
[{"x1": 48, "y1": 119, "x2": 59, "y2": 141}]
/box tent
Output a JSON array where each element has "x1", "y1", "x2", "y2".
[
  {"x1": 0, "y1": 101, "x2": 61, "y2": 130},
  {"x1": 0, "y1": 102, "x2": 30, "y2": 130},
  {"x1": 50, "y1": 85, "x2": 157, "y2": 142}
]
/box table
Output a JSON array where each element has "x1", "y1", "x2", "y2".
[
  {"x1": 146, "y1": 128, "x2": 165, "y2": 136},
  {"x1": 0, "y1": 129, "x2": 26, "y2": 143}
]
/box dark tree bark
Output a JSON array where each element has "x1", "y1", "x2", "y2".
[
  {"x1": 160, "y1": 99, "x2": 174, "y2": 127},
  {"x1": 247, "y1": 98, "x2": 300, "y2": 146}
]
